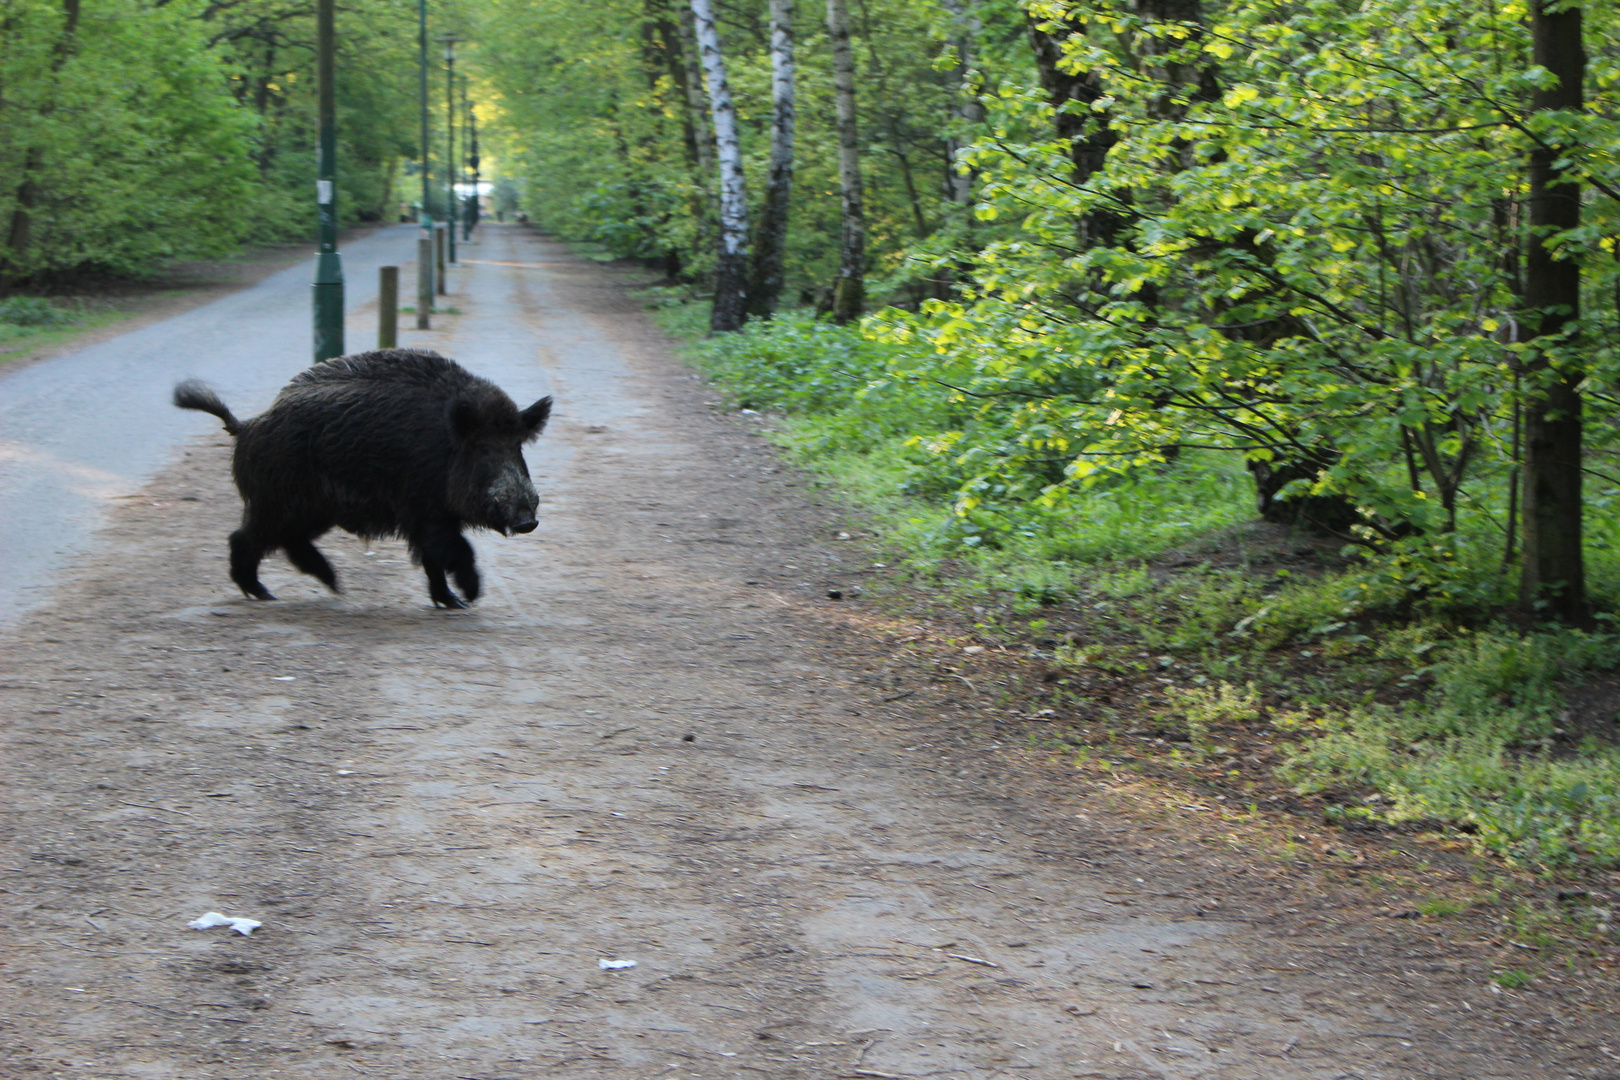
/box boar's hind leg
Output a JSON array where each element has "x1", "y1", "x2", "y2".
[
  {"x1": 413, "y1": 523, "x2": 479, "y2": 609},
  {"x1": 283, "y1": 536, "x2": 339, "y2": 593},
  {"x1": 229, "y1": 528, "x2": 276, "y2": 600}
]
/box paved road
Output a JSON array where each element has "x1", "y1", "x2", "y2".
[{"x1": 0, "y1": 226, "x2": 434, "y2": 624}]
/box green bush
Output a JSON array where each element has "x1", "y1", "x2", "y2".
[{"x1": 0, "y1": 297, "x2": 72, "y2": 327}]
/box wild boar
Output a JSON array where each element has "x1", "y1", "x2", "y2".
[{"x1": 174, "y1": 348, "x2": 551, "y2": 608}]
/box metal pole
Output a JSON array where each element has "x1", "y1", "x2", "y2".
[
  {"x1": 438, "y1": 36, "x2": 462, "y2": 265},
  {"x1": 416, "y1": 0, "x2": 432, "y2": 329},
  {"x1": 417, "y1": 234, "x2": 434, "y2": 325},
  {"x1": 464, "y1": 76, "x2": 479, "y2": 240},
  {"x1": 435, "y1": 222, "x2": 447, "y2": 294},
  {"x1": 378, "y1": 265, "x2": 398, "y2": 349},
  {"x1": 312, "y1": 0, "x2": 344, "y2": 361}
]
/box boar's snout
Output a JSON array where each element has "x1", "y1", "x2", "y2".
[{"x1": 483, "y1": 459, "x2": 540, "y2": 536}]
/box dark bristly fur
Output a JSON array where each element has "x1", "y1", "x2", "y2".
[
  {"x1": 175, "y1": 348, "x2": 552, "y2": 608},
  {"x1": 173, "y1": 380, "x2": 242, "y2": 436}
]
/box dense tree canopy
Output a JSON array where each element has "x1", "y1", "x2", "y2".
[{"x1": 0, "y1": 0, "x2": 427, "y2": 283}]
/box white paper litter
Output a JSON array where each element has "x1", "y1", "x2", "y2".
[
  {"x1": 597, "y1": 958, "x2": 637, "y2": 970},
  {"x1": 188, "y1": 912, "x2": 262, "y2": 936}
]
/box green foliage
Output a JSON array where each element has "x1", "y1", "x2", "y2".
[
  {"x1": 672, "y1": 276, "x2": 1620, "y2": 870},
  {"x1": 0, "y1": 0, "x2": 423, "y2": 282},
  {"x1": 1492, "y1": 969, "x2": 1535, "y2": 990},
  {"x1": 698, "y1": 308, "x2": 906, "y2": 416},
  {"x1": 199, "y1": 0, "x2": 422, "y2": 233},
  {"x1": 476, "y1": 0, "x2": 971, "y2": 298},
  {"x1": 1284, "y1": 628, "x2": 1620, "y2": 869},
  {"x1": 0, "y1": 296, "x2": 72, "y2": 327},
  {"x1": 867, "y1": 0, "x2": 1620, "y2": 581},
  {"x1": 683, "y1": 303, "x2": 1253, "y2": 567},
  {"x1": 0, "y1": 0, "x2": 257, "y2": 280},
  {"x1": 1162, "y1": 680, "x2": 1260, "y2": 754}
]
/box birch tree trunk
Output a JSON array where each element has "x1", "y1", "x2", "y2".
[
  {"x1": 675, "y1": 4, "x2": 717, "y2": 257},
  {"x1": 939, "y1": 0, "x2": 981, "y2": 208},
  {"x1": 1519, "y1": 0, "x2": 1586, "y2": 620},
  {"x1": 747, "y1": 0, "x2": 796, "y2": 318},
  {"x1": 826, "y1": 0, "x2": 866, "y2": 324},
  {"x1": 690, "y1": 0, "x2": 750, "y2": 331}
]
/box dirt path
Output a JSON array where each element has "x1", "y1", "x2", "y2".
[{"x1": 0, "y1": 226, "x2": 1611, "y2": 1079}]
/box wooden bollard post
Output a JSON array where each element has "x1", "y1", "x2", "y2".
[
  {"x1": 416, "y1": 233, "x2": 433, "y2": 329},
  {"x1": 435, "y1": 223, "x2": 448, "y2": 296},
  {"x1": 378, "y1": 265, "x2": 398, "y2": 348}
]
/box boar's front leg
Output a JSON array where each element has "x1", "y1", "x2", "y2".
[
  {"x1": 229, "y1": 526, "x2": 276, "y2": 600},
  {"x1": 412, "y1": 521, "x2": 477, "y2": 609}
]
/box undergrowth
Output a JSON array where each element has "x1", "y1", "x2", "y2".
[
  {"x1": 658, "y1": 297, "x2": 1620, "y2": 877},
  {"x1": 0, "y1": 297, "x2": 112, "y2": 364},
  {"x1": 0, "y1": 297, "x2": 84, "y2": 342}
]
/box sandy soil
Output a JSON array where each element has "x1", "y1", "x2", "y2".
[{"x1": 1, "y1": 227, "x2": 1616, "y2": 1080}]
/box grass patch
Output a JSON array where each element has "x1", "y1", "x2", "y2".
[
  {"x1": 0, "y1": 296, "x2": 77, "y2": 328},
  {"x1": 0, "y1": 297, "x2": 129, "y2": 367}
]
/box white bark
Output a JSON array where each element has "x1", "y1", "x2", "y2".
[
  {"x1": 940, "y1": 0, "x2": 982, "y2": 206},
  {"x1": 691, "y1": 0, "x2": 749, "y2": 330}
]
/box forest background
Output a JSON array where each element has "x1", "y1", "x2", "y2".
[{"x1": 7, "y1": 0, "x2": 1620, "y2": 891}]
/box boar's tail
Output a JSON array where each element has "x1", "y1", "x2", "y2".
[{"x1": 173, "y1": 379, "x2": 242, "y2": 436}]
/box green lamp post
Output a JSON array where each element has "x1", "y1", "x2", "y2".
[
  {"x1": 416, "y1": 0, "x2": 433, "y2": 329},
  {"x1": 437, "y1": 35, "x2": 462, "y2": 265},
  {"x1": 312, "y1": 0, "x2": 344, "y2": 361}
]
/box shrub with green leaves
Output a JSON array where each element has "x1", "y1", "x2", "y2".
[
  {"x1": 0, "y1": 297, "x2": 72, "y2": 328},
  {"x1": 688, "y1": 308, "x2": 1254, "y2": 566}
]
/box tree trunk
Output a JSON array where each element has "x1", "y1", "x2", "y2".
[
  {"x1": 1024, "y1": 10, "x2": 1124, "y2": 249},
  {"x1": 1249, "y1": 452, "x2": 1364, "y2": 538},
  {"x1": 690, "y1": 0, "x2": 750, "y2": 332},
  {"x1": 940, "y1": 0, "x2": 982, "y2": 208},
  {"x1": 747, "y1": 0, "x2": 795, "y2": 318},
  {"x1": 651, "y1": 2, "x2": 716, "y2": 267},
  {"x1": 1519, "y1": 1, "x2": 1586, "y2": 620},
  {"x1": 826, "y1": 0, "x2": 866, "y2": 324},
  {"x1": 1133, "y1": 0, "x2": 1220, "y2": 122},
  {"x1": 652, "y1": 3, "x2": 708, "y2": 178}
]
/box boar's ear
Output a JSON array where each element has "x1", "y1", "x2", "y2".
[
  {"x1": 447, "y1": 396, "x2": 481, "y2": 441},
  {"x1": 521, "y1": 396, "x2": 553, "y2": 441}
]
